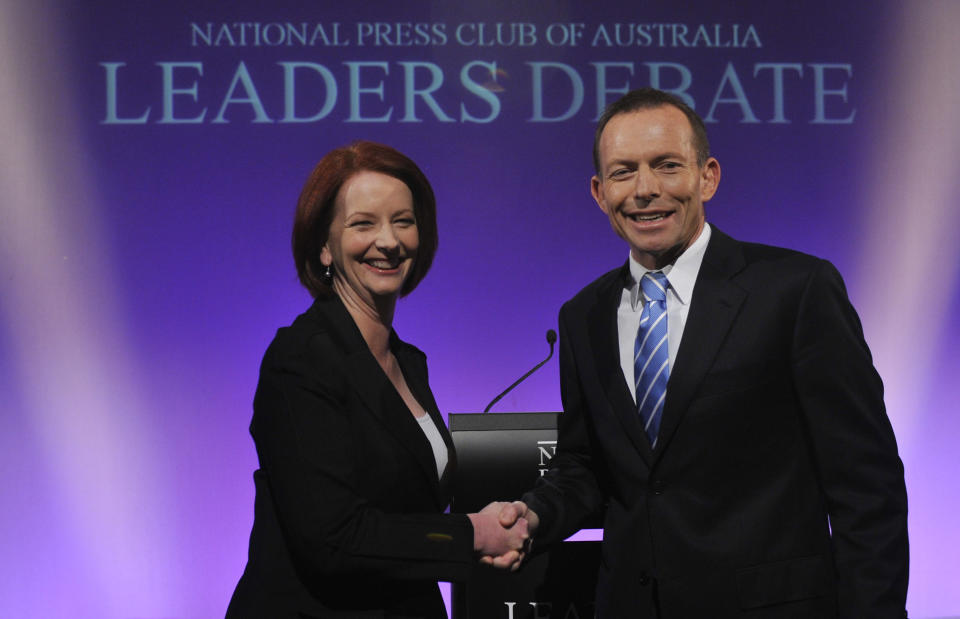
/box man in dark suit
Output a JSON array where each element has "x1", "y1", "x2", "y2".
[{"x1": 496, "y1": 88, "x2": 909, "y2": 617}]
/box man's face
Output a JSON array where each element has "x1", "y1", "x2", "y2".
[{"x1": 591, "y1": 105, "x2": 720, "y2": 270}]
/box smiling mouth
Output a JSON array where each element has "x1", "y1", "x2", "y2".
[
  {"x1": 627, "y1": 212, "x2": 671, "y2": 222},
  {"x1": 365, "y1": 258, "x2": 404, "y2": 271}
]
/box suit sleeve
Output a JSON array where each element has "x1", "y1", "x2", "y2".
[
  {"x1": 523, "y1": 302, "x2": 607, "y2": 545},
  {"x1": 791, "y1": 260, "x2": 909, "y2": 617},
  {"x1": 250, "y1": 331, "x2": 474, "y2": 588}
]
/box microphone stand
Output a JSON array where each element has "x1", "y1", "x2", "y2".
[{"x1": 483, "y1": 329, "x2": 557, "y2": 413}]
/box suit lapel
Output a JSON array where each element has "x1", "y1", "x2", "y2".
[
  {"x1": 587, "y1": 265, "x2": 654, "y2": 466},
  {"x1": 393, "y1": 338, "x2": 456, "y2": 507},
  {"x1": 310, "y1": 298, "x2": 445, "y2": 508},
  {"x1": 653, "y1": 229, "x2": 747, "y2": 462}
]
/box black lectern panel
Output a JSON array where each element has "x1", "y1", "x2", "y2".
[
  {"x1": 451, "y1": 412, "x2": 559, "y2": 513},
  {"x1": 449, "y1": 413, "x2": 599, "y2": 619}
]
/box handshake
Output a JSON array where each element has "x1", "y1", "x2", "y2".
[{"x1": 467, "y1": 501, "x2": 540, "y2": 571}]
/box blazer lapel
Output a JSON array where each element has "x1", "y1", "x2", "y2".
[
  {"x1": 653, "y1": 228, "x2": 747, "y2": 462},
  {"x1": 393, "y1": 337, "x2": 455, "y2": 507},
  {"x1": 586, "y1": 265, "x2": 654, "y2": 466},
  {"x1": 311, "y1": 298, "x2": 444, "y2": 507}
]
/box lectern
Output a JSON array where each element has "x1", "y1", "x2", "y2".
[{"x1": 449, "y1": 412, "x2": 600, "y2": 619}]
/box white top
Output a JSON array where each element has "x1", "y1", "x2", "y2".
[
  {"x1": 416, "y1": 413, "x2": 449, "y2": 479},
  {"x1": 616, "y1": 223, "x2": 712, "y2": 402}
]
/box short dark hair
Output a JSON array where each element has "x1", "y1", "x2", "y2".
[
  {"x1": 593, "y1": 88, "x2": 711, "y2": 173},
  {"x1": 292, "y1": 141, "x2": 438, "y2": 298}
]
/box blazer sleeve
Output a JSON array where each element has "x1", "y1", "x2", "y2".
[
  {"x1": 791, "y1": 259, "x2": 909, "y2": 616},
  {"x1": 249, "y1": 329, "x2": 475, "y2": 588},
  {"x1": 523, "y1": 302, "x2": 607, "y2": 544}
]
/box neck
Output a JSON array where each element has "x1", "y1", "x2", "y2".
[
  {"x1": 334, "y1": 278, "x2": 397, "y2": 360},
  {"x1": 640, "y1": 251, "x2": 678, "y2": 271}
]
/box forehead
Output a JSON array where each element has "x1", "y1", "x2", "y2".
[
  {"x1": 597, "y1": 106, "x2": 696, "y2": 164},
  {"x1": 336, "y1": 170, "x2": 413, "y2": 214}
]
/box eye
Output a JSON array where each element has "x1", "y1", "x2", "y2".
[
  {"x1": 347, "y1": 219, "x2": 373, "y2": 228},
  {"x1": 609, "y1": 168, "x2": 632, "y2": 179}
]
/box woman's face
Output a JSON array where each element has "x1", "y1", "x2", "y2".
[{"x1": 321, "y1": 170, "x2": 419, "y2": 306}]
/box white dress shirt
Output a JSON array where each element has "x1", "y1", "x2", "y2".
[
  {"x1": 416, "y1": 412, "x2": 449, "y2": 478},
  {"x1": 617, "y1": 224, "x2": 711, "y2": 402}
]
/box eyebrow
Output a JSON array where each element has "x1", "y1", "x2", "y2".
[
  {"x1": 650, "y1": 153, "x2": 687, "y2": 164},
  {"x1": 344, "y1": 208, "x2": 416, "y2": 218},
  {"x1": 605, "y1": 151, "x2": 686, "y2": 170}
]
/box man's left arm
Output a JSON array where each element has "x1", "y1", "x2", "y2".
[{"x1": 792, "y1": 259, "x2": 909, "y2": 617}]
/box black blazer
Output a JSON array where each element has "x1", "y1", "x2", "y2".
[
  {"x1": 524, "y1": 227, "x2": 908, "y2": 618},
  {"x1": 228, "y1": 296, "x2": 474, "y2": 619}
]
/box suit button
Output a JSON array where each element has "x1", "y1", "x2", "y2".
[
  {"x1": 652, "y1": 480, "x2": 665, "y2": 495},
  {"x1": 639, "y1": 572, "x2": 650, "y2": 586}
]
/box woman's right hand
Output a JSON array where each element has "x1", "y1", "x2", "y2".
[{"x1": 467, "y1": 501, "x2": 529, "y2": 567}]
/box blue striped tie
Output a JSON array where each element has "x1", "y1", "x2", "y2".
[{"x1": 634, "y1": 271, "x2": 669, "y2": 447}]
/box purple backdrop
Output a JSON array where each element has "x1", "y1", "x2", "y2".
[{"x1": 2, "y1": 1, "x2": 958, "y2": 616}]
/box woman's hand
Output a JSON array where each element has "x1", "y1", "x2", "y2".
[
  {"x1": 468, "y1": 502, "x2": 528, "y2": 565},
  {"x1": 468, "y1": 501, "x2": 535, "y2": 570}
]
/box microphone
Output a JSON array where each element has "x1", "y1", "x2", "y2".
[{"x1": 483, "y1": 329, "x2": 558, "y2": 413}]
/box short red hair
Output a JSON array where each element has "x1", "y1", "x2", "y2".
[{"x1": 292, "y1": 141, "x2": 438, "y2": 298}]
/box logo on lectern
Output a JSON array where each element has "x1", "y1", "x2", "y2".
[
  {"x1": 537, "y1": 440, "x2": 556, "y2": 476},
  {"x1": 504, "y1": 601, "x2": 594, "y2": 618}
]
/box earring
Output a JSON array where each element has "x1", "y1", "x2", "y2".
[{"x1": 321, "y1": 264, "x2": 333, "y2": 285}]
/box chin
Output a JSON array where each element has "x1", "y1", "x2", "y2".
[{"x1": 363, "y1": 281, "x2": 406, "y2": 299}]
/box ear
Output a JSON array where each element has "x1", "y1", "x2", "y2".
[
  {"x1": 320, "y1": 245, "x2": 332, "y2": 267},
  {"x1": 700, "y1": 157, "x2": 721, "y2": 202},
  {"x1": 590, "y1": 175, "x2": 608, "y2": 214}
]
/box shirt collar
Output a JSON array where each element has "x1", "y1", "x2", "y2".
[{"x1": 626, "y1": 223, "x2": 712, "y2": 310}]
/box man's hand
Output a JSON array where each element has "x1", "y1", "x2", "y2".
[
  {"x1": 497, "y1": 500, "x2": 540, "y2": 535},
  {"x1": 472, "y1": 501, "x2": 540, "y2": 571},
  {"x1": 468, "y1": 502, "x2": 529, "y2": 569}
]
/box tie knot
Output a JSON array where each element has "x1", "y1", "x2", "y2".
[{"x1": 640, "y1": 271, "x2": 668, "y2": 303}]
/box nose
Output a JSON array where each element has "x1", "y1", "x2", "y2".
[
  {"x1": 375, "y1": 223, "x2": 400, "y2": 251},
  {"x1": 634, "y1": 166, "x2": 661, "y2": 201}
]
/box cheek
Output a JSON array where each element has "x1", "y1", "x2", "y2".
[
  {"x1": 605, "y1": 185, "x2": 630, "y2": 205},
  {"x1": 669, "y1": 178, "x2": 698, "y2": 202},
  {"x1": 608, "y1": 213, "x2": 629, "y2": 237},
  {"x1": 338, "y1": 231, "x2": 369, "y2": 256},
  {"x1": 402, "y1": 229, "x2": 420, "y2": 252}
]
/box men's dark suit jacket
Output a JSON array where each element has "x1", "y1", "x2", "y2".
[
  {"x1": 228, "y1": 296, "x2": 474, "y2": 619},
  {"x1": 523, "y1": 226, "x2": 908, "y2": 618}
]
